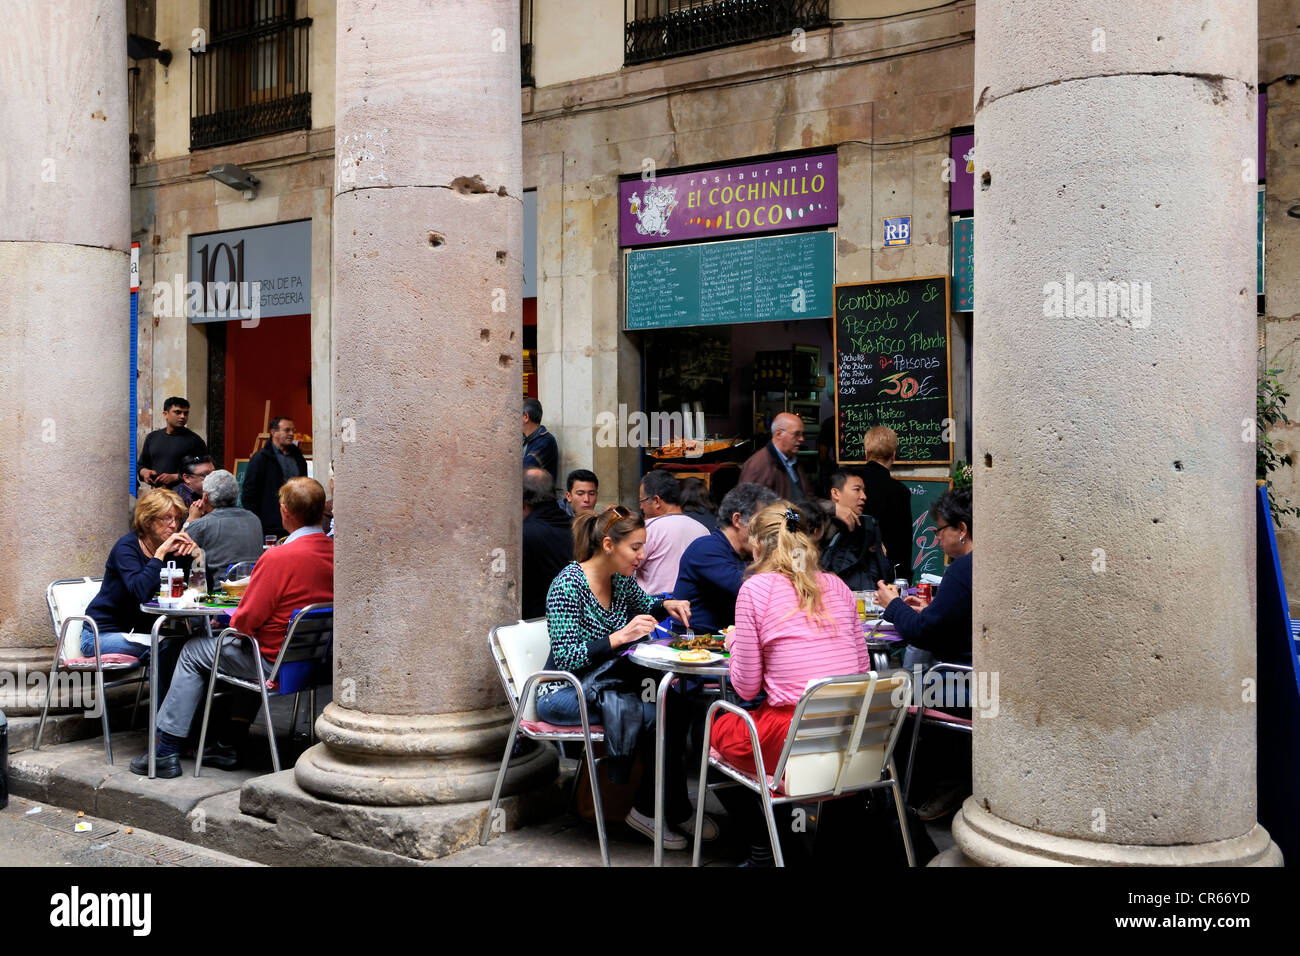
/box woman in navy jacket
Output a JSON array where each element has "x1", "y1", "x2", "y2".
[{"x1": 874, "y1": 488, "x2": 973, "y2": 664}]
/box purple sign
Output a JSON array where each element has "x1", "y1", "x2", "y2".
[
  {"x1": 950, "y1": 132, "x2": 974, "y2": 213},
  {"x1": 619, "y1": 152, "x2": 837, "y2": 247}
]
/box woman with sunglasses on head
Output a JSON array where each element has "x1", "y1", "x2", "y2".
[
  {"x1": 538, "y1": 504, "x2": 707, "y2": 849},
  {"x1": 873, "y1": 487, "x2": 973, "y2": 665},
  {"x1": 714, "y1": 501, "x2": 872, "y2": 866}
]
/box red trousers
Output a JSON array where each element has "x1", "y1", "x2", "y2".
[{"x1": 711, "y1": 703, "x2": 797, "y2": 778}]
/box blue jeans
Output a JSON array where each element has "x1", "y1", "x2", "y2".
[
  {"x1": 80, "y1": 624, "x2": 146, "y2": 658},
  {"x1": 537, "y1": 684, "x2": 585, "y2": 724}
]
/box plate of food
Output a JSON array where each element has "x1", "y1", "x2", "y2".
[
  {"x1": 669, "y1": 633, "x2": 727, "y2": 653},
  {"x1": 675, "y1": 648, "x2": 724, "y2": 665}
]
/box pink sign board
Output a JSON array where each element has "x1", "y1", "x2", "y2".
[{"x1": 619, "y1": 152, "x2": 837, "y2": 247}]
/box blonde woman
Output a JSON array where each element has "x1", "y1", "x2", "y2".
[
  {"x1": 715, "y1": 501, "x2": 870, "y2": 864},
  {"x1": 81, "y1": 489, "x2": 196, "y2": 658}
]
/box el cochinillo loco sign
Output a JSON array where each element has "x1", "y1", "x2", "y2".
[{"x1": 620, "y1": 152, "x2": 837, "y2": 247}]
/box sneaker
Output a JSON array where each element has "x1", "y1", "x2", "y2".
[
  {"x1": 678, "y1": 812, "x2": 720, "y2": 842},
  {"x1": 625, "y1": 808, "x2": 687, "y2": 851}
]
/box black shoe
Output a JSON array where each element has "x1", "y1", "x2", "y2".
[
  {"x1": 129, "y1": 752, "x2": 182, "y2": 778},
  {"x1": 201, "y1": 743, "x2": 241, "y2": 771}
]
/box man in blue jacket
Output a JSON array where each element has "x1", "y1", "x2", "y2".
[
  {"x1": 672, "y1": 483, "x2": 778, "y2": 632},
  {"x1": 522, "y1": 398, "x2": 558, "y2": 478}
]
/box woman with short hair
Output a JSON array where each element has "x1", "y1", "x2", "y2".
[{"x1": 81, "y1": 490, "x2": 196, "y2": 658}]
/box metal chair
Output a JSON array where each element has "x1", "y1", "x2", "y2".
[
  {"x1": 35, "y1": 577, "x2": 148, "y2": 764},
  {"x1": 193, "y1": 603, "x2": 333, "y2": 776},
  {"x1": 692, "y1": 670, "x2": 916, "y2": 867},
  {"x1": 480, "y1": 617, "x2": 611, "y2": 867},
  {"x1": 902, "y1": 662, "x2": 973, "y2": 807}
]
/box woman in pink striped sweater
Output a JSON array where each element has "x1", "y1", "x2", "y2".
[{"x1": 712, "y1": 502, "x2": 870, "y2": 864}]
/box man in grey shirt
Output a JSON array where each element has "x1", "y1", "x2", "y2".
[{"x1": 185, "y1": 469, "x2": 265, "y2": 590}]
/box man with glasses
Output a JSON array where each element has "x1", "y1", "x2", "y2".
[
  {"x1": 241, "y1": 416, "x2": 308, "y2": 538},
  {"x1": 176, "y1": 455, "x2": 216, "y2": 509},
  {"x1": 136, "y1": 397, "x2": 209, "y2": 491},
  {"x1": 738, "y1": 411, "x2": 809, "y2": 500},
  {"x1": 635, "y1": 469, "x2": 708, "y2": 598}
]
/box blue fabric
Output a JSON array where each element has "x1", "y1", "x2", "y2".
[
  {"x1": 883, "y1": 551, "x2": 972, "y2": 663},
  {"x1": 672, "y1": 526, "x2": 745, "y2": 633},
  {"x1": 536, "y1": 684, "x2": 584, "y2": 725},
  {"x1": 79, "y1": 623, "x2": 146, "y2": 659},
  {"x1": 283, "y1": 525, "x2": 325, "y2": 545},
  {"x1": 522, "y1": 425, "x2": 558, "y2": 478}
]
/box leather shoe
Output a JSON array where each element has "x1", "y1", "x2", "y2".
[
  {"x1": 200, "y1": 743, "x2": 241, "y2": 771},
  {"x1": 129, "y1": 752, "x2": 182, "y2": 778}
]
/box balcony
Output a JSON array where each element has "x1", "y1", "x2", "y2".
[
  {"x1": 625, "y1": 0, "x2": 830, "y2": 66},
  {"x1": 191, "y1": 17, "x2": 312, "y2": 151}
]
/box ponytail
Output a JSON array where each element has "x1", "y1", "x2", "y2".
[
  {"x1": 746, "y1": 501, "x2": 829, "y2": 624},
  {"x1": 573, "y1": 505, "x2": 644, "y2": 562}
]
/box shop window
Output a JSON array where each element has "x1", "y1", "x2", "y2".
[
  {"x1": 191, "y1": 0, "x2": 312, "y2": 150},
  {"x1": 625, "y1": 0, "x2": 830, "y2": 66}
]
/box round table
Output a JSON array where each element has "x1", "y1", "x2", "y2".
[
  {"x1": 626, "y1": 641, "x2": 730, "y2": 866},
  {"x1": 137, "y1": 602, "x2": 233, "y2": 779}
]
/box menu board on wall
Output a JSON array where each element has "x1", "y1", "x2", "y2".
[
  {"x1": 903, "y1": 477, "x2": 952, "y2": 580},
  {"x1": 625, "y1": 231, "x2": 833, "y2": 330},
  {"x1": 834, "y1": 275, "x2": 953, "y2": 465},
  {"x1": 952, "y1": 217, "x2": 973, "y2": 311}
]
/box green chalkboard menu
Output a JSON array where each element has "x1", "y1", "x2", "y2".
[
  {"x1": 903, "y1": 477, "x2": 951, "y2": 579},
  {"x1": 625, "y1": 231, "x2": 834, "y2": 330},
  {"x1": 834, "y1": 275, "x2": 953, "y2": 465}
]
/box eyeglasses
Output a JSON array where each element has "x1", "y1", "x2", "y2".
[
  {"x1": 934, "y1": 523, "x2": 952, "y2": 533},
  {"x1": 600, "y1": 505, "x2": 631, "y2": 537}
]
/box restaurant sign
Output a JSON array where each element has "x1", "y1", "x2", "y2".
[
  {"x1": 186, "y1": 219, "x2": 311, "y2": 324},
  {"x1": 619, "y1": 151, "x2": 837, "y2": 247}
]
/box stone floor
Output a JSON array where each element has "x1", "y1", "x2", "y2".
[{"x1": 7, "y1": 689, "x2": 956, "y2": 866}]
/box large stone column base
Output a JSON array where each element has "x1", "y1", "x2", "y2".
[
  {"x1": 295, "y1": 703, "x2": 553, "y2": 805},
  {"x1": 0, "y1": 647, "x2": 59, "y2": 716},
  {"x1": 952, "y1": 798, "x2": 1283, "y2": 866}
]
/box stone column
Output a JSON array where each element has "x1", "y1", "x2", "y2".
[
  {"x1": 0, "y1": 2, "x2": 130, "y2": 720},
  {"x1": 955, "y1": 0, "x2": 1280, "y2": 865},
  {"x1": 296, "y1": 0, "x2": 553, "y2": 804}
]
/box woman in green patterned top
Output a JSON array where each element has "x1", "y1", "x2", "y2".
[{"x1": 539, "y1": 505, "x2": 714, "y2": 849}]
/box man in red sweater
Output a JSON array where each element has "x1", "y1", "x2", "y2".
[{"x1": 132, "y1": 477, "x2": 334, "y2": 778}]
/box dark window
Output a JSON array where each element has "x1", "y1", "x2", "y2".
[
  {"x1": 191, "y1": 0, "x2": 312, "y2": 150},
  {"x1": 625, "y1": 0, "x2": 830, "y2": 66},
  {"x1": 522, "y1": 0, "x2": 534, "y2": 86}
]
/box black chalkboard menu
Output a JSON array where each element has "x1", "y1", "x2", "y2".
[{"x1": 834, "y1": 275, "x2": 953, "y2": 465}]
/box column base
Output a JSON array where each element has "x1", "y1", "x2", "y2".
[
  {"x1": 953, "y1": 797, "x2": 1284, "y2": 866},
  {"x1": 294, "y1": 702, "x2": 555, "y2": 805},
  {"x1": 0, "y1": 645, "x2": 64, "y2": 716}
]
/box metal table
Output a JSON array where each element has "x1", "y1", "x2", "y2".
[
  {"x1": 626, "y1": 640, "x2": 729, "y2": 866},
  {"x1": 137, "y1": 602, "x2": 233, "y2": 779}
]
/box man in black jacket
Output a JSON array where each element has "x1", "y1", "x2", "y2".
[
  {"x1": 862, "y1": 426, "x2": 915, "y2": 583},
  {"x1": 521, "y1": 467, "x2": 572, "y2": 618},
  {"x1": 241, "y1": 416, "x2": 308, "y2": 538},
  {"x1": 820, "y1": 469, "x2": 892, "y2": 590}
]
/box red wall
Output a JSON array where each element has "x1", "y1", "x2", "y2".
[{"x1": 223, "y1": 314, "x2": 312, "y2": 471}]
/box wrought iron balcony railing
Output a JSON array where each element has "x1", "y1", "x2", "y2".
[
  {"x1": 190, "y1": 17, "x2": 312, "y2": 151},
  {"x1": 626, "y1": 0, "x2": 830, "y2": 66}
]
